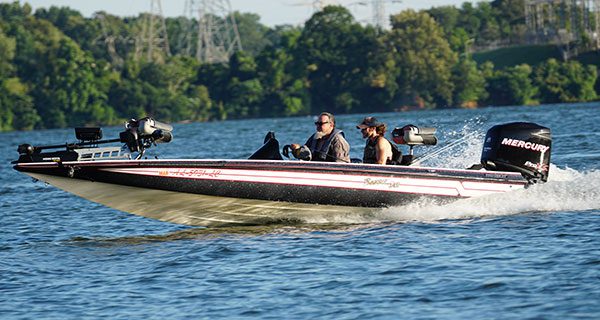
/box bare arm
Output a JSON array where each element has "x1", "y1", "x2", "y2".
[{"x1": 376, "y1": 137, "x2": 392, "y2": 165}]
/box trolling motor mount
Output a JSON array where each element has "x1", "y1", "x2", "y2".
[
  {"x1": 392, "y1": 125, "x2": 438, "y2": 158},
  {"x1": 15, "y1": 117, "x2": 174, "y2": 163}
]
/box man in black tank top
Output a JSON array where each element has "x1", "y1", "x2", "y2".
[{"x1": 357, "y1": 117, "x2": 393, "y2": 165}]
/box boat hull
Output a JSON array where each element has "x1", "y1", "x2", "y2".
[{"x1": 15, "y1": 159, "x2": 528, "y2": 227}]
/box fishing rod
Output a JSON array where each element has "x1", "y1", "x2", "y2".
[{"x1": 409, "y1": 131, "x2": 480, "y2": 166}]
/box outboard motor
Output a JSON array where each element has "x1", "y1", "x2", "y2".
[{"x1": 481, "y1": 122, "x2": 551, "y2": 183}]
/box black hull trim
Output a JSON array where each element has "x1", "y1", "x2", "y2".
[{"x1": 15, "y1": 159, "x2": 528, "y2": 226}]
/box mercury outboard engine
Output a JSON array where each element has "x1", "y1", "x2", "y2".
[{"x1": 481, "y1": 122, "x2": 551, "y2": 183}]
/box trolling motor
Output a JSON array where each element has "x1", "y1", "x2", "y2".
[
  {"x1": 15, "y1": 117, "x2": 174, "y2": 163},
  {"x1": 119, "y1": 117, "x2": 173, "y2": 158},
  {"x1": 391, "y1": 125, "x2": 438, "y2": 165}
]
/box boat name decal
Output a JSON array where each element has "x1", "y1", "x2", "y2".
[
  {"x1": 161, "y1": 168, "x2": 222, "y2": 178},
  {"x1": 501, "y1": 138, "x2": 549, "y2": 153},
  {"x1": 364, "y1": 178, "x2": 402, "y2": 189}
]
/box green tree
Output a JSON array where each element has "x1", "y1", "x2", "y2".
[
  {"x1": 0, "y1": 1, "x2": 32, "y2": 25},
  {"x1": 563, "y1": 61, "x2": 597, "y2": 102},
  {"x1": 0, "y1": 26, "x2": 15, "y2": 77},
  {"x1": 451, "y1": 57, "x2": 488, "y2": 107},
  {"x1": 427, "y1": 5, "x2": 460, "y2": 32},
  {"x1": 256, "y1": 27, "x2": 310, "y2": 117},
  {"x1": 491, "y1": 0, "x2": 526, "y2": 43},
  {"x1": 225, "y1": 77, "x2": 264, "y2": 118},
  {"x1": 187, "y1": 85, "x2": 213, "y2": 121},
  {"x1": 476, "y1": 2, "x2": 501, "y2": 43},
  {"x1": 108, "y1": 79, "x2": 147, "y2": 119},
  {"x1": 34, "y1": 6, "x2": 100, "y2": 52},
  {"x1": 224, "y1": 51, "x2": 264, "y2": 118},
  {"x1": 296, "y1": 5, "x2": 380, "y2": 113},
  {"x1": 138, "y1": 56, "x2": 197, "y2": 94},
  {"x1": 457, "y1": 3, "x2": 481, "y2": 39},
  {"x1": 14, "y1": 17, "x2": 115, "y2": 128},
  {"x1": 233, "y1": 12, "x2": 271, "y2": 56},
  {"x1": 486, "y1": 64, "x2": 538, "y2": 106},
  {"x1": 426, "y1": 6, "x2": 475, "y2": 52},
  {"x1": 535, "y1": 59, "x2": 597, "y2": 103},
  {"x1": 361, "y1": 34, "x2": 399, "y2": 112},
  {"x1": 0, "y1": 24, "x2": 38, "y2": 130},
  {"x1": 195, "y1": 62, "x2": 230, "y2": 111},
  {"x1": 385, "y1": 10, "x2": 458, "y2": 107}
]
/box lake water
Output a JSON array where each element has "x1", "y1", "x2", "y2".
[{"x1": 1, "y1": 104, "x2": 599, "y2": 319}]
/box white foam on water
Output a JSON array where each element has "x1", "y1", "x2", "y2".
[
  {"x1": 299, "y1": 166, "x2": 600, "y2": 225},
  {"x1": 378, "y1": 165, "x2": 600, "y2": 223},
  {"x1": 300, "y1": 119, "x2": 600, "y2": 225}
]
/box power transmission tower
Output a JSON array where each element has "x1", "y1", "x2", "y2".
[
  {"x1": 372, "y1": 0, "x2": 402, "y2": 29},
  {"x1": 94, "y1": 13, "x2": 124, "y2": 67},
  {"x1": 136, "y1": 0, "x2": 171, "y2": 62},
  {"x1": 184, "y1": 0, "x2": 243, "y2": 64},
  {"x1": 313, "y1": 0, "x2": 339, "y2": 11},
  {"x1": 345, "y1": 0, "x2": 401, "y2": 28},
  {"x1": 524, "y1": 0, "x2": 600, "y2": 59},
  {"x1": 372, "y1": 0, "x2": 385, "y2": 28},
  {"x1": 290, "y1": 0, "x2": 339, "y2": 12}
]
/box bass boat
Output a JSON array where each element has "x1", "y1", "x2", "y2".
[{"x1": 13, "y1": 118, "x2": 552, "y2": 227}]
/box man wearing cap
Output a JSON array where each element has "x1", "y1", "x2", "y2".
[
  {"x1": 289, "y1": 112, "x2": 350, "y2": 163},
  {"x1": 357, "y1": 116, "x2": 394, "y2": 165}
]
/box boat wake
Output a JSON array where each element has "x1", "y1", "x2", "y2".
[
  {"x1": 67, "y1": 166, "x2": 598, "y2": 242},
  {"x1": 302, "y1": 165, "x2": 600, "y2": 225}
]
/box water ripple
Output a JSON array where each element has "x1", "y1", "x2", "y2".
[{"x1": 2, "y1": 105, "x2": 600, "y2": 319}]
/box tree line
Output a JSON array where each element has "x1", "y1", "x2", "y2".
[{"x1": 0, "y1": 1, "x2": 597, "y2": 131}]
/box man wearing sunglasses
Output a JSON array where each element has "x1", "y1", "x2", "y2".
[{"x1": 289, "y1": 112, "x2": 350, "y2": 163}]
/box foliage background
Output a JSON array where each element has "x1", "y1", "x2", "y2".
[{"x1": 0, "y1": 1, "x2": 597, "y2": 131}]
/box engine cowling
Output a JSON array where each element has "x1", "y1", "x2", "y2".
[{"x1": 481, "y1": 122, "x2": 551, "y2": 183}]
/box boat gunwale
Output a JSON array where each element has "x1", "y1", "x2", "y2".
[{"x1": 14, "y1": 158, "x2": 528, "y2": 184}]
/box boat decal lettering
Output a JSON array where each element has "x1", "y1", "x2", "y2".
[
  {"x1": 524, "y1": 161, "x2": 548, "y2": 172},
  {"x1": 170, "y1": 168, "x2": 222, "y2": 178},
  {"x1": 364, "y1": 178, "x2": 403, "y2": 189},
  {"x1": 501, "y1": 138, "x2": 549, "y2": 153}
]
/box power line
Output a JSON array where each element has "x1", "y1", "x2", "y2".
[
  {"x1": 94, "y1": 13, "x2": 125, "y2": 67},
  {"x1": 294, "y1": 0, "x2": 400, "y2": 28},
  {"x1": 184, "y1": 0, "x2": 243, "y2": 64},
  {"x1": 525, "y1": 0, "x2": 600, "y2": 59},
  {"x1": 136, "y1": 0, "x2": 171, "y2": 62}
]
